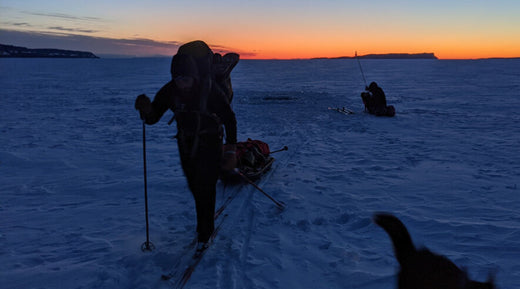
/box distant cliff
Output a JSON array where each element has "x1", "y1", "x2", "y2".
[
  {"x1": 314, "y1": 53, "x2": 438, "y2": 60},
  {"x1": 0, "y1": 44, "x2": 99, "y2": 58}
]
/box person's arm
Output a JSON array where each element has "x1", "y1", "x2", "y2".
[
  {"x1": 214, "y1": 81, "x2": 238, "y2": 172},
  {"x1": 222, "y1": 53, "x2": 239, "y2": 76},
  {"x1": 212, "y1": 86, "x2": 237, "y2": 144},
  {"x1": 135, "y1": 80, "x2": 176, "y2": 124},
  {"x1": 221, "y1": 104, "x2": 237, "y2": 145}
]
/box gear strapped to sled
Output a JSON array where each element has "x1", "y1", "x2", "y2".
[
  {"x1": 236, "y1": 138, "x2": 270, "y2": 168},
  {"x1": 220, "y1": 138, "x2": 274, "y2": 182}
]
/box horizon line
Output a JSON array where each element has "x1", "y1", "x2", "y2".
[{"x1": 93, "y1": 53, "x2": 520, "y2": 61}]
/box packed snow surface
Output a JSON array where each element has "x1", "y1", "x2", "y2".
[{"x1": 1, "y1": 58, "x2": 519, "y2": 288}]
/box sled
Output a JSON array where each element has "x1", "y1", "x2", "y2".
[
  {"x1": 240, "y1": 156, "x2": 275, "y2": 180},
  {"x1": 220, "y1": 139, "x2": 276, "y2": 183}
]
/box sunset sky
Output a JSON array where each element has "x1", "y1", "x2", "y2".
[{"x1": 1, "y1": 0, "x2": 519, "y2": 59}]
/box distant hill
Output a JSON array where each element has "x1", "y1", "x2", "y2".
[
  {"x1": 314, "y1": 53, "x2": 438, "y2": 60},
  {"x1": 0, "y1": 44, "x2": 99, "y2": 58}
]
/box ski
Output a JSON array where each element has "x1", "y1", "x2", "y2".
[
  {"x1": 170, "y1": 213, "x2": 228, "y2": 289},
  {"x1": 160, "y1": 186, "x2": 241, "y2": 282},
  {"x1": 214, "y1": 183, "x2": 242, "y2": 220},
  {"x1": 328, "y1": 107, "x2": 355, "y2": 115},
  {"x1": 159, "y1": 239, "x2": 198, "y2": 281},
  {"x1": 160, "y1": 143, "x2": 285, "y2": 286}
]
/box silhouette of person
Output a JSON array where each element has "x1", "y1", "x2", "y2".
[
  {"x1": 361, "y1": 82, "x2": 395, "y2": 116},
  {"x1": 135, "y1": 40, "x2": 238, "y2": 249}
]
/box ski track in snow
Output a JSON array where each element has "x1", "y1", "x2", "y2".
[{"x1": 1, "y1": 58, "x2": 519, "y2": 289}]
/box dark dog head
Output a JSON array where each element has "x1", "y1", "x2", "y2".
[{"x1": 373, "y1": 213, "x2": 497, "y2": 289}]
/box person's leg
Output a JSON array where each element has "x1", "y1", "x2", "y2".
[
  {"x1": 179, "y1": 134, "x2": 221, "y2": 243},
  {"x1": 191, "y1": 183, "x2": 216, "y2": 242}
]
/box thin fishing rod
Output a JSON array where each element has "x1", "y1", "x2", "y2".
[
  {"x1": 141, "y1": 121, "x2": 155, "y2": 251},
  {"x1": 355, "y1": 51, "x2": 368, "y2": 87}
]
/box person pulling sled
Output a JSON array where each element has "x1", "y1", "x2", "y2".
[{"x1": 134, "y1": 40, "x2": 239, "y2": 249}]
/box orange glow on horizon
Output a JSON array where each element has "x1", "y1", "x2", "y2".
[
  {"x1": 209, "y1": 34, "x2": 520, "y2": 60},
  {"x1": 2, "y1": 1, "x2": 519, "y2": 61},
  {"x1": 228, "y1": 46, "x2": 520, "y2": 60}
]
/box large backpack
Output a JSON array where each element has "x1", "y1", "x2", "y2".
[
  {"x1": 171, "y1": 41, "x2": 220, "y2": 157},
  {"x1": 171, "y1": 41, "x2": 214, "y2": 114}
]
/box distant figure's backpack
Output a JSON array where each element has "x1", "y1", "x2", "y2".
[{"x1": 361, "y1": 91, "x2": 395, "y2": 117}]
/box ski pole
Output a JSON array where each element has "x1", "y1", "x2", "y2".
[
  {"x1": 235, "y1": 170, "x2": 286, "y2": 210},
  {"x1": 141, "y1": 121, "x2": 155, "y2": 252},
  {"x1": 270, "y1": 146, "x2": 289, "y2": 154},
  {"x1": 355, "y1": 51, "x2": 368, "y2": 87}
]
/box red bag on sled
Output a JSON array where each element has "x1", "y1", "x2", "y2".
[{"x1": 221, "y1": 138, "x2": 274, "y2": 182}]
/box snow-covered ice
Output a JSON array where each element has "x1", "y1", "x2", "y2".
[{"x1": 1, "y1": 57, "x2": 519, "y2": 288}]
